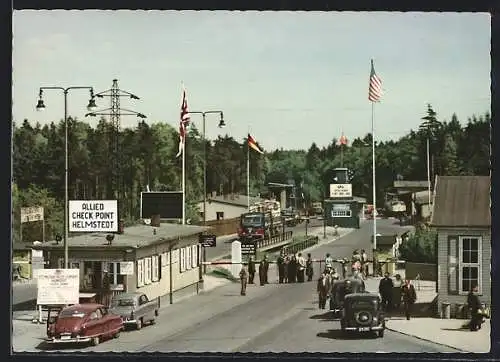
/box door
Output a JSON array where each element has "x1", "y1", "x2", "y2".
[
  {"x1": 85, "y1": 308, "x2": 104, "y2": 338},
  {"x1": 139, "y1": 294, "x2": 154, "y2": 320}
]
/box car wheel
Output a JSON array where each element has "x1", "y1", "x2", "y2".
[
  {"x1": 113, "y1": 331, "x2": 120, "y2": 339},
  {"x1": 91, "y1": 336, "x2": 100, "y2": 346},
  {"x1": 136, "y1": 318, "x2": 143, "y2": 330},
  {"x1": 150, "y1": 318, "x2": 156, "y2": 325},
  {"x1": 154, "y1": 309, "x2": 159, "y2": 317}
]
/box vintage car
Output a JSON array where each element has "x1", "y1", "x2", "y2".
[
  {"x1": 329, "y1": 277, "x2": 366, "y2": 316},
  {"x1": 109, "y1": 292, "x2": 160, "y2": 330},
  {"x1": 340, "y1": 293, "x2": 386, "y2": 338},
  {"x1": 46, "y1": 303, "x2": 123, "y2": 346}
]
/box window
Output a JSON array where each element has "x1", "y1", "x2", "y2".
[
  {"x1": 180, "y1": 248, "x2": 186, "y2": 272},
  {"x1": 458, "y1": 236, "x2": 482, "y2": 295},
  {"x1": 216, "y1": 211, "x2": 224, "y2": 220},
  {"x1": 137, "y1": 259, "x2": 144, "y2": 287},
  {"x1": 331, "y1": 204, "x2": 352, "y2": 218},
  {"x1": 186, "y1": 247, "x2": 192, "y2": 270},
  {"x1": 152, "y1": 255, "x2": 159, "y2": 282},
  {"x1": 144, "y1": 257, "x2": 152, "y2": 285},
  {"x1": 106, "y1": 262, "x2": 125, "y2": 286}
]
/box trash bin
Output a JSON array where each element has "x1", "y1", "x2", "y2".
[
  {"x1": 441, "y1": 302, "x2": 451, "y2": 319},
  {"x1": 455, "y1": 303, "x2": 465, "y2": 319}
]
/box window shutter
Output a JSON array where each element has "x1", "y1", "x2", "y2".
[{"x1": 447, "y1": 235, "x2": 459, "y2": 294}]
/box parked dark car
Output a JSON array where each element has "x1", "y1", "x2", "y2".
[
  {"x1": 340, "y1": 293, "x2": 386, "y2": 338},
  {"x1": 329, "y1": 277, "x2": 366, "y2": 316},
  {"x1": 109, "y1": 292, "x2": 160, "y2": 330},
  {"x1": 46, "y1": 303, "x2": 123, "y2": 346}
]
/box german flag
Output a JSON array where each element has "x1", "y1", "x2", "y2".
[{"x1": 248, "y1": 134, "x2": 264, "y2": 154}]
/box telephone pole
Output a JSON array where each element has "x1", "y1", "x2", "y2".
[{"x1": 86, "y1": 79, "x2": 145, "y2": 219}]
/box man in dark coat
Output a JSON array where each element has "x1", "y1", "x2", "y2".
[
  {"x1": 283, "y1": 255, "x2": 289, "y2": 283},
  {"x1": 247, "y1": 257, "x2": 256, "y2": 284},
  {"x1": 288, "y1": 255, "x2": 297, "y2": 283},
  {"x1": 277, "y1": 252, "x2": 285, "y2": 283},
  {"x1": 258, "y1": 259, "x2": 266, "y2": 286},
  {"x1": 317, "y1": 270, "x2": 331, "y2": 309},
  {"x1": 401, "y1": 279, "x2": 417, "y2": 320},
  {"x1": 467, "y1": 284, "x2": 482, "y2": 331},
  {"x1": 378, "y1": 272, "x2": 394, "y2": 311},
  {"x1": 306, "y1": 253, "x2": 314, "y2": 282},
  {"x1": 239, "y1": 266, "x2": 248, "y2": 296},
  {"x1": 262, "y1": 255, "x2": 269, "y2": 284}
]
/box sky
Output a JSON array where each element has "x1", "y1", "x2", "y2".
[{"x1": 12, "y1": 11, "x2": 491, "y2": 151}]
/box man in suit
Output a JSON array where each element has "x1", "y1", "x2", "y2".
[
  {"x1": 317, "y1": 270, "x2": 331, "y2": 309},
  {"x1": 239, "y1": 266, "x2": 248, "y2": 296},
  {"x1": 402, "y1": 279, "x2": 417, "y2": 320},
  {"x1": 277, "y1": 252, "x2": 285, "y2": 283},
  {"x1": 247, "y1": 257, "x2": 256, "y2": 284},
  {"x1": 379, "y1": 272, "x2": 394, "y2": 311},
  {"x1": 467, "y1": 284, "x2": 482, "y2": 331}
]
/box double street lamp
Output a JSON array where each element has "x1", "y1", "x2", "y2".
[
  {"x1": 36, "y1": 86, "x2": 98, "y2": 269},
  {"x1": 188, "y1": 111, "x2": 226, "y2": 225}
]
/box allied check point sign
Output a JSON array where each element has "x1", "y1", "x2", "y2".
[{"x1": 69, "y1": 200, "x2": 118, "y2": 232}]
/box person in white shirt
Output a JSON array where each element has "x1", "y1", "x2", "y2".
[
  {"x1": 297, "y1": 253, "x2": 306, "y2": 283},
  {"x1": 325, "y1": 253, "x2": 333, "y2": 269},
  {"x1": 317, "y1": 270, "x2": 331, "y2": 309}
]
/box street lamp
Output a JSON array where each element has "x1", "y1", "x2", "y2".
[
  {"x1": 36, "y1": 86, "x2": 97, "y2": 269},
  {"x1": 188, "y1": 111, "x2": 226, "y2": 225}
]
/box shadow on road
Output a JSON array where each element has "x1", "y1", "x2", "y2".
[
  {"x1": 316, "y1": 329, "x2": 378, "y2": 340},
  {"x1": 35, "y1": 340, "x2": 90, "y2": 352},
  {"x1": 309, "y1": 312, "x2": 332, "y2": 320},
  {"x1": 12, "y1": 299, "x2": 37, "y2": 312},
  {"x1": 441, "y1": 327, "x2": 470, "y2": 332}
]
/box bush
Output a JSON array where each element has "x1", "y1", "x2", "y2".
[{"x1": 398, "y1": 229, "x2": 437, "y2": 263}]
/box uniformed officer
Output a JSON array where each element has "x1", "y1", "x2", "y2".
[
  {"x1": 248, "y1": 256, "x2": 256, "y2": 284},
  {"x1": 277, "y1": 252, "x2": 285, "y2": 283},
  {"x1": 258, "y1": 259, "x2": 266, "y2": 286},
  {"x1": 239, "y1": 266, "x2": 248, "y2": 296},
  {"x1": 262, "y1": 255, "x2": 270, "y2": 284}
]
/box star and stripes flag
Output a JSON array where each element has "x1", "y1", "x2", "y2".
[
  {"x1": 248, "y1": 134, "x2": 264, "y2": 154},
  {"x1": 368, "y1": 59, "x2": 382, "y2": 103},
  {"x1": 176, "y1": 87, "x2": 191, "y2": 157},
  {"x1": 338, "y1": 133, "x2": 348, "y2": 146}
]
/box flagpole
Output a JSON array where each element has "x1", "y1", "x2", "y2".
[
  {"x1": 371, "y1": 102, "x2": 377, "y2": 276},
  {"x1": 341, "y1": 144, "x2": 344, "y2": 168},
  {"x1": 182, "y1": 137, "x2": 186, "y2": 225},
  {"x1": 247, "y1": 134, "x2": 250, "y2": 211},
  {"x1": 426, "y1": 137, "x2": 431, "y2": 210}
]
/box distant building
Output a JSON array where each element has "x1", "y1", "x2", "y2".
[
  {"x1": 431, "y1": 176, "x2": 491, "y2": 318},
  {"x1": 197, "y1": 193, "x2": 263, "y2": 221}
]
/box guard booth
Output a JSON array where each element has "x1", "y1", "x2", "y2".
[{"x1": 324, "y1": 168, "x2": 360, "y2": 229}]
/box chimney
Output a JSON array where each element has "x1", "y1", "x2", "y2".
[{"x1": 151, "y1": 214, "x2": 161, "y2": 227}]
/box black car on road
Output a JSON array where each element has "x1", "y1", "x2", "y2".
[{"x1": 340, "y1": 293, "x2": 386, "y2": 338}]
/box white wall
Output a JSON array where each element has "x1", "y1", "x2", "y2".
[{"x1": 197, "y1": 201, "x2": 246, "y2": 221}]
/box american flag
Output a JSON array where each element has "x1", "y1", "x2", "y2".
[
  {"x1": 368, "y1": 59, "x2": 382, "y2": 103},
  {"x1": 176, "y1": 87, "x2": 191, "y2": 157},
  {"x1": 338, "y1": 133, "x2": 348, "y2": 146}
]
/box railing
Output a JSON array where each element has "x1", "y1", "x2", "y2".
[
  {"x1": 255, "y1": 231, "x2": 293, "y2": 249},
  {"x1": 281, "y1": 235, "x2": 319, "y2": 255}
]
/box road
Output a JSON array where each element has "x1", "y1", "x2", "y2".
[{"x1": 28, "y1": 218, "x2": 457, "y2": 353}]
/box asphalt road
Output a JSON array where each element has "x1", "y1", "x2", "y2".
[{"x1": 30, "y1": 219, "x2": 457, "y2": 353}]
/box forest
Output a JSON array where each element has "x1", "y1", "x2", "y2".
[{"x1": 12, "y1": 105, "x2": 490, "y2": 243}]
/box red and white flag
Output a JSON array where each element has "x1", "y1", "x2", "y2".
[
  {"x1": 368, "y1": 59, "x2": 382, "y2": 103},
  {"x1": 176, "y1": 86, "x2": 191, "y2": 157},
  {"x1": 248, "y1": 134, "x2": 264, "y2": 154}
]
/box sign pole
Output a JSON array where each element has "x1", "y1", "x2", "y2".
[
  {"x1": 42, "y1": 219, "x2": 45, "y2": 243},
  {"x1": 20, "y1": 220, "x2": 23, "y2": 244}
]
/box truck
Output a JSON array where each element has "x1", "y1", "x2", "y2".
[{"x1": 238, "y1": 199, "x2": 283, "y2": 240}]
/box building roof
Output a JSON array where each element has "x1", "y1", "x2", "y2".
[
  {"x1": 34, "y1": 223, "x2": 209, "y2": 250},
  {"x1": 206, "y1": 194, "x2": 263, "y2": 208},
  {"x1": 393, "y1": 180, "x2": 429, "y2": 190},
  {"x1": 431, "y1": 176, "x2": 490, "y2": 228},
  {"x1": 352, "y1": 196, "x2": 367, "y2": 203}
]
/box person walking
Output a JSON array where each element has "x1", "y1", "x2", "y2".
[
  {"x1": 306, "y1": 253, "x2": 314, "y2": 282},
  {"x1": 239, "y1": 266, "x2": 248, "y2": 296},
  {"x1": 467, "y1": 284, "x2": 482, "y2": 331},
  {"x1": 317, "y1": 270, "x2": 331, "y2": 309},
  {"x1": 258, "y1": 259, "x2": 266, "y2": 286},
  {"x1": 401, "y1": 279, "x2": 417, "y2": 320},
  {"x1": 392, "y1": 274, "x2": 403, "y2": 310},
  {"x1": 360, "y1": 249, "x2": 368, "y2": 277},
  {"x1": 288, "y1": 255, "x2": 297, "y2": 283},
  {"x1": 283, "y1": 255, "x2": 290, "y2": 283},
  {"x1": 262, "y1": 255, "x2": 269, "y2": 284},
  {"x1": 247, "y1": 256, "x2": 256, "y2": 284},
  {"x1": 379, "y1": 272, "x2": 394, "y2": 311},
  {"x1": 277, "y1": 252, "x2": 285, "y2": 283},
  {"x1": 297, "y1": 253, "x2": 306, "y2": 283}
]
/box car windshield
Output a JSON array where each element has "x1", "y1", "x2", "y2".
[
  {"x1": 242, "y1": 215, "x2": 262, "y2": 226},
  {"x1": 112, "y1": 299, "x2": 135, "y2": 307},
  {"x1": 59, "y1": 310, "x2": 87, "y2": 318}
]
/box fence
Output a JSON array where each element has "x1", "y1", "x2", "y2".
[
  {"x1": 254, "y1": 231, "x2": 293, "y2": 249},
  {"x1": 281, "y1": 236, "x2": 319, "y2": 255},
  {"x1": 405, "y1": 262, "x2": 437, "y2": 281}
]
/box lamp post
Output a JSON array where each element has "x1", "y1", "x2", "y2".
[
  {"x1": 188, "y1": 111, "x2": 226, "y2": 225},
  {"x1": 36, "y1": 86, "x2": 98, "y2": 269}
]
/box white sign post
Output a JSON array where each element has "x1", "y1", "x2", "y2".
[
  {"x1": 69, "y1": 200, "x2": 118, "y2": 232},
  {"x1": 231, "y1": 240, "x2": 242, "y2": 278},
  {"x1": 329, "y1": 184, "x2": 353, "y2": 198},
  {"x1": 36, "y1": 269, "x2": 80, "y2": 306}
]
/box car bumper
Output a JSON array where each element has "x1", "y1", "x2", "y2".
[
  {"x1": 47, "y1": 336, "x2": 92, "y2": 344},
  {"x1": 122, "y1": 319, "x2": 138, "y2": 325},
  {"x1": 344, "y1": 325, "x2": 384, "y2": 332}
]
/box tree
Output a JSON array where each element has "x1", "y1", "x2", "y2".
[
  {"x1": 398, "y1": 228, "x2": 437, "y2": 264},
  {"x1": 441, "y1": 134, "x2": 462, "y2": 176}
]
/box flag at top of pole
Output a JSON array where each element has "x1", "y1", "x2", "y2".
[
  {"x1": 248, "y1": 134, "x2": 264, "y2": 154},
  {"x1": 338, "y1": 133, "x2": 348, "y2": 146},
  {"x1": 176, "y1": 86, "x2": 191, "y2": 157},
  {"x1": 368, "y1": 59, "x2": 382, "y2": 103}
]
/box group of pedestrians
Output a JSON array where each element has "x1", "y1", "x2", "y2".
[
  {"x1": 277, "y1": 252, "x2": 314, "y2": 283},
  {"x1": 378, "y1": 272, "x2": 416, "y2": 319}
]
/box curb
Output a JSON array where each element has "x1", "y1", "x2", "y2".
[{"x1": 385, "y1": 327, "x2": 468, "y2": 352}]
